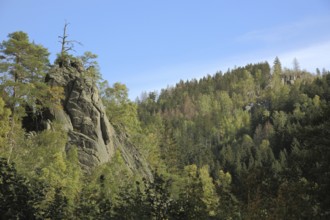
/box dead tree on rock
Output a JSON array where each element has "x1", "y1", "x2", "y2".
[{"x1": 57, "y1": 22, "x2": 82, "y2": 67}]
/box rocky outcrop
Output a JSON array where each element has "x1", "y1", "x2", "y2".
[{"x1": 43, "y1": 65, "x2": 151, "y2": 178}]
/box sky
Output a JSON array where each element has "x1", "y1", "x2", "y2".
[{"x1": 1, "y1": 0, "x2": 330, "y2": 99}]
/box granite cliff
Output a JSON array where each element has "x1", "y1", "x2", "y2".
[{"x1": 28, "y1": 62, "x2": 152, "y2": 178}]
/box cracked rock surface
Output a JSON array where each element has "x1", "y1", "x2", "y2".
[{"x1": 44, "y1": 65, "x2": 151, "y2": 178}]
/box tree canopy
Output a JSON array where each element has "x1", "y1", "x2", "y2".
[{"x1": 0, "y1": 30, "x2": 329, "y2": 219}]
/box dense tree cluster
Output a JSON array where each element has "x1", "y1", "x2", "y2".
[
  {"x1": 136, "y1": 59, "x2": 330, "y2": 218},
  {"x1": 1, "y1": 30, "x2": 330, "y2": 219}
]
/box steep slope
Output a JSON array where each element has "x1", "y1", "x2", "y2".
[{"x1": 41, "y1": 63, "x2": 151, "y2": 178}]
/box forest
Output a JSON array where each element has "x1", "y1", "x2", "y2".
[{"x1": 1, "y1": 31, "x2": 330, "y2": 219}]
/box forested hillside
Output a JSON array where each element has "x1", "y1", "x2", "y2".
[
  {"x1": 136, "y1": 59, "x2": 330, "y2": 219},
  {"x1": 1, "y1": 31, "x2": 330, "y2": 219}
]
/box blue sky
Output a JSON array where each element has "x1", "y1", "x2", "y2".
[{"x1": 1, "y1": 0, "x2": 330, "y2": 99}]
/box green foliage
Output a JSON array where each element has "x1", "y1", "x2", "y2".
[
  {"x1": 0, "y1": 157, "x2": 46, "y2": 219},
  {"x1": 54, "y1": 51, "x2": 75, "y2": 67},
  {"x1": 176, "y1": 165, "x2": 208, "y2": 219},
  {"x1": 0, "y1": 31, "x2": 49, "y2": 80},
  {"x1": 79, "y1": 51, "x2": 102, "y2": 81},
  {"x1": 0, "y1": 31, "x2": 50, "y2": 116},
  {"x1": 0, "y1": 97, "x2": 11, "y2": 150},
  {"x1": 137, "y1": 61, "x2": 330, "y2": 218},
  {"x1": 45, "y1": 187, "x2": 69, "y2": 220},
  {"x1": 199, "y1": 165, "x2": 219, "y2": 216},
  {"x1": 100, "y1": 81, "x2": 141, "y2": 134},
  {"x1": 142, "y1": 172, "x2": 174, "y2": 219},
  {"x1": 1, "y1": 29, "x2": 330, "y2": 218},
  {"x1": 10, "y1": 125, "x2": 82, "y2": 217}
]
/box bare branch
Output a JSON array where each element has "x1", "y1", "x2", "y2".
[
  {"x1": 59, "y1": 22, "x2": 69, "y2": 56},
  {"x1": 58, "y1": 22, "x2": 82, "y2": 57}
]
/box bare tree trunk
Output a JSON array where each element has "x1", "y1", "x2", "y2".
[{"x1": 60, "y1": 22, "x2": 69, "y2": 57}]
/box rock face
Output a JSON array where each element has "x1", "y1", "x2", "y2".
[{"x1": 43, "y1": 65, "x2": 151, "y2": 178}]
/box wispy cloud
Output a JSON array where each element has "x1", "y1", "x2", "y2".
[
  {"x1": 234, "y1": 15, "x2": 330, "y2": 72},
  {"x1": 128, "y1": 39, "x2": 330, "y2": 99},
  {"x1": 236, "y1": 15, "x2": 330, "y2": 44},
  {"x1": 217, "y1": 40, "x2": 330, "y2": 73},
  {"x1": 127, "y1": 16, "x2": 330, "y2": 99},
  {"x1": 127, "y1": 39, "x2": 330, "y2": 100},
  {"x1": 276, "y1": 41, "x2": 330, "y2": 71}
]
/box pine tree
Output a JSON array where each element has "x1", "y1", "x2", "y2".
[{"x1": 0, "y1": 31, "x2": 50, "y2": 114}]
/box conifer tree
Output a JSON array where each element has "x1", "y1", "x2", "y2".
[{"x1": 0, "y1": 31, "x2": 50, "y2": 114}]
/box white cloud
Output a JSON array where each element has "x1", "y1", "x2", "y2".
[
  {"x1": 127, "y1": 15, "x2": 330, "y2": 99},
  {"x1": 236, "y1": 16, "x2": 330, "y2": 44},
  {"x1": 276, "y1": 41, "x2": 330, "y2": 71},
  {"x1": 222, "y1": 41, "x2": 330, "y2": 73},
  {"x1": 127, "y1": 40, "x2": 330, "y2": 100}
]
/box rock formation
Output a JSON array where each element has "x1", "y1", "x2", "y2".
[{"x1": 39, "y1": 63, "x2": 151, "y2": 178}]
